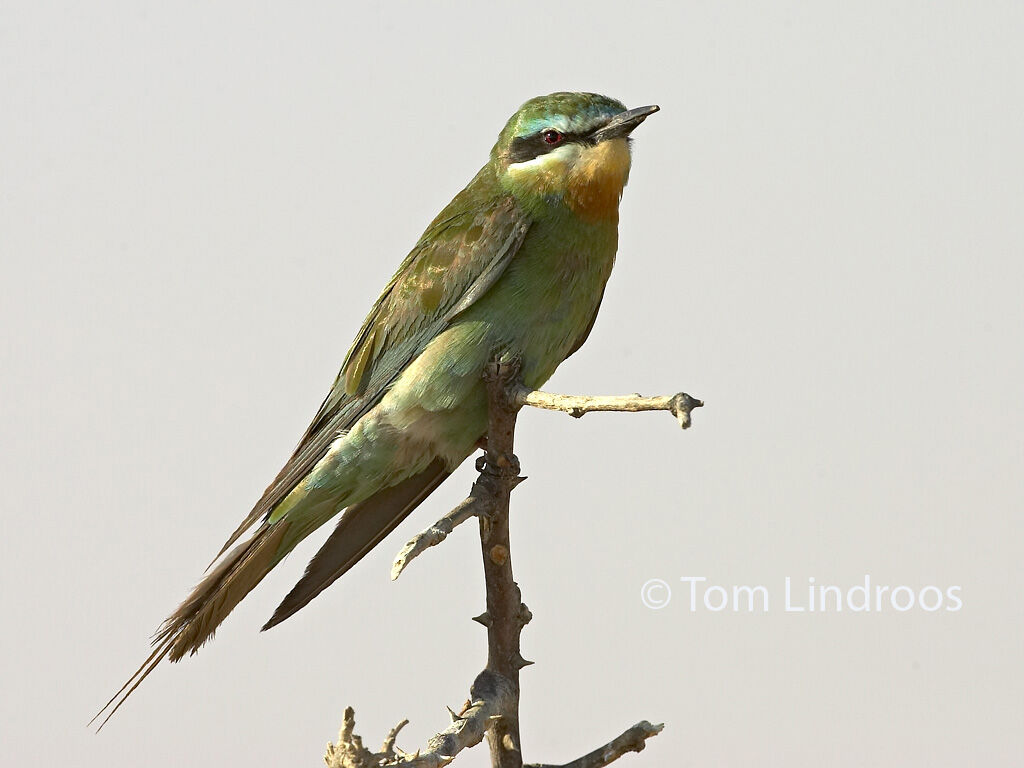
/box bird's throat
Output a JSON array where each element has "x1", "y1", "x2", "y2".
[{"x1": 565, "y1": 138, "x2": 632, "y2": 222}]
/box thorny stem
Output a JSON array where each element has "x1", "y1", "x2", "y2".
[
  {"x1": 330, "y1": 368, "x2": 685, "y2": 767},
  {"x1": 479, "y1": 359, "x2": 529, "y2": 768}
]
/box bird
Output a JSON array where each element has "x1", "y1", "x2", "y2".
[{"x1": 94, "y1": 91, "x2": 658, "y2": 727}]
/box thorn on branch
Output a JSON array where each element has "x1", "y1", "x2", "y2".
[{"x1": 512, "y1": 653, "x2": 534, "y2": 670}]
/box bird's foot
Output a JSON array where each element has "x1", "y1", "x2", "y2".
[{"x1": 475, "y1": 451, "x2": 521, "y2": 479}]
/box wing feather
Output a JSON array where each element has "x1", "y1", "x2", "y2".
[{"x1": 214, "y1": 179, "x2": 529, "y2": 560}]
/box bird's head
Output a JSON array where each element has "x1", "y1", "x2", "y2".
[{"x1": 491, "y1": 92, "x2": 658, "y2": 221}]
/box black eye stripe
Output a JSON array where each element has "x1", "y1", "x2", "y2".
[{"x1": 508, "y1": 130, "x2": 595, "y2": 164}]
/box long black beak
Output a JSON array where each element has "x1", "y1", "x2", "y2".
[{"x1": 589, "y1": 104, "x2": 660, "y2": 143}]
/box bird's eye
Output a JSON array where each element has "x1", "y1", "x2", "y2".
[{"x1": 542, "y1": 130, "x2": 563, "y2": 145}]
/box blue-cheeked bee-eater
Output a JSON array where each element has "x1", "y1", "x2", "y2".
[{"x1": 96, "y1": 92, "x2": 659, "y2": 725}]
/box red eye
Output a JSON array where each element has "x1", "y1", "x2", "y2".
[{"x1": 542, "y1": 130, "x2": 563, "y2": 145}]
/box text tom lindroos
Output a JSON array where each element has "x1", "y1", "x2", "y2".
[{"x1": 640, "y1": 576, "x2": 963, "y2": 612}]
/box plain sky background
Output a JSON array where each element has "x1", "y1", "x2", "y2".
[{"x1": 2, "y1": 1, "x2": 1022, "y2": 766}]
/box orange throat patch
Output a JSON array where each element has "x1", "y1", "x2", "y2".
[{"x1": 565, "y1": 138, "x2": 632, "y2": 222}]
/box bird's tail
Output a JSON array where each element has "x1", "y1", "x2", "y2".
[{"x1": 90, "y1": 520, "x2": 291, "y2": 730}]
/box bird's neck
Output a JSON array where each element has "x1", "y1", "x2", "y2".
[{"x1": 498, "y1": 137, "x2": 632, "y2": 224}]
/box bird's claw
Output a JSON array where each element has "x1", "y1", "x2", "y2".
[{"x1": 476, "y1": 451, "x2": 520, "y2": 479}]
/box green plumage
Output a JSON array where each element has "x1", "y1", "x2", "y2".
[{"x1": 95, "y1": 92, "x2": 657, "y2": 727}]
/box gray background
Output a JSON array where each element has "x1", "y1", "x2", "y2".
[{"x1": 2, "y1": 2, "x2": 1022, "y2": 766}]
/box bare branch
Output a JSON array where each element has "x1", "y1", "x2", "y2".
[
  {"x1": 479, "y1": 360, "x2": 528, "y2": 768},
  {"x1": 323, "y1": 674, "x2": 516, "y2": 768},
  {"x1": 324, "y1": 707, "x2": 407, "y2": 768},
  {"x1": 400, "y1": 671, "x2": 517, "y2": 768},
  {"x1": 512, "y1": 386, "x2": 703, "y2": 430},
  {"x1": 331, "y1": 367, "x2": 681, "y2": 768},
  {"x1": 391, "y1": 473, "x2": 498, "y2": 580},
  {"x1": 382, "y1": 719, "x2": 411, "y2": 758},
  {"x1": 524, "y1": 721, "x2": 664, "y2": 768},
  {"x1": 393, "y1": 384, "x2": 700, "y2": 579}
]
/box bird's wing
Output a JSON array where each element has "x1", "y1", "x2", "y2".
[
  {"x1": 215, "y1": 189, "x2": 530, "y2": 559},
  {"x1": 261, "y1": 458, "x2": 450, "y2": 630}
]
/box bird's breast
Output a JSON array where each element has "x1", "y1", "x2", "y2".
[{"x1": 488, "y1": 217, "x2": 617, "y2": 382}]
